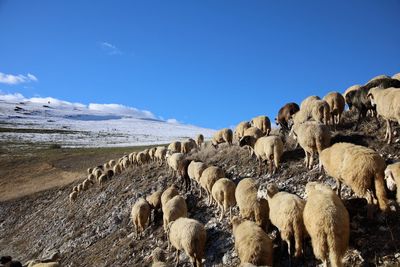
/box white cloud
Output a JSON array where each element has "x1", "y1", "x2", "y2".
[
  {"x1": 167, "y1": 118, "x2": 180, "y2": 124},
  {"x1": 100, "y1": 42, "x2": 122, "y2": 55},
  {"x1": 0, "y1": 72, "x2": 38, "y2": 85},
  {"x1": 0, "y1": 92, "x2": 156, "y2": 119},
  {"x1": 88, "y1": 103, "x2": 155, "y2": 118}
]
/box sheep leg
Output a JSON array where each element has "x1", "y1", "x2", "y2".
[
  {"x1": 387, "y1": 119, "x2": 392, "y2": 144},
  {"x1": 365, "y1": 191, "x2": 375, "y2": 219},
  {"x1": 268, "y1": 159, "x2": 274, "y2": 176},
  {"x1": 308, "y1": 152, "x2": 314, "y2": 170},
  {"x1": 175, "y1": 249, "x2": 180, "y2": 267},
  {"x1": 304, "y1": 152, "x2": 309, "y2": 168},
  {"x1": 336, "y1": 180, "x2": 342, "y2": 198},
  {"x1": 219, "y1": 204, "x2": 224, "y2": 221}
]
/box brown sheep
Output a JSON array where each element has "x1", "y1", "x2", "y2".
[
  {"x1": 196, "y1": 134, "x2": 204, "y2": 149},
  {"x1": 168, "y1": 141, "x2": 182, "y2": 154},
  {"x1": 303, "y1": 182, "x2": 349, "y2": 267},
  {"x1": 275, "y1": 102, "x2": 300, "y2": 131},
  {"x1": 242, "y1": 126, "x2": 264, "y2": 140},
  {"x1": 181, "y1": 138, "x2": 197, "y2": 154},
  {"x1": 234, "y1": 121, "x2": 251, "y2": 141}
]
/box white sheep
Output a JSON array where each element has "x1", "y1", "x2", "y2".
[
  {"x1": 168, "y1": 217, "x2": 207, "y2": 267},
  {"x1": 196, "y1": 134, "x2": 205, "y2": 149},
  {"x1": 319, "y1": 142, "x2": 389, "y2": 217},
  {"x1": 211, "y1": 178, "x2": 236, "y2": 221},
  {"x1": 181, "y1": 138, "x2": 197, "y2": 154},
  {"x1": 168, "y1": 141, "x2": 182, "y2": 154},
  {"x1": 130, "y1": 198, "x2": 151, "y2": 239},
  {"x1": 303, "y1": 182, "x2": 349, "y2": 267},
  {"x1": 239, "y1": 135, "x2": 284, "y2": 175},
  {"x1": 385, "y1": 162, "x2": 400, "y2": 204},
  {"x1": 154, "y1": 146, "x2": 168, "y2": 165},
  {"x1": 250, "y1": 115, "x2": 271, "y2": 136},
  {"x1": 211, "y1": 128, "x2": 233, "y2": 148},
  {"x1": 161, "y1": 185, "x2": 180, "y2": 209},
  {"x1": 199, "y1": 166, "x2": 225, "y2": 206},
  {"x1": 187, "y1": 161, "x2": 207, "y2": 193},
  {"x1": 166, "y1": 153, "x2": 186, "y2": 179},
  {"x1": 163, "y1": 195, "x2": 188, "y2": 232},
  {"x1": 231, "y1": 216, "x2": 273, "y2": 266},
  {"x1": 291, "y1": 121, "x2": 331, "y2": 169},
  {"x1": 242, "y1": 126, "x2": 264, "y2": 139},
  {"x1": 258, "y1": 183, "x2": 305, "y2": 257},
  {"x1": 368, "y1": 87, "x2": 400, "y2": 144},
  {"x1": 69, "y1": 191, "x2": 78, "y2": 203},
  {"x1": 235, "y1": 178, "x2": 269, "y2": 230},
  {"x1": 234, "y1": 121, "x2": 251, "y2": 141},
  {"x1": 323, "y1": 92, "x2": 345, "y2": 126}
]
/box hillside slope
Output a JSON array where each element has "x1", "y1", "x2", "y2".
[{"x1": 0, "y1": 111, "x2": 400, "y2": 267}]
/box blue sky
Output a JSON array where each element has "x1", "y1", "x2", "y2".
[{"x1": 1, "y1": 0, "x2": 399, "y2": 129}]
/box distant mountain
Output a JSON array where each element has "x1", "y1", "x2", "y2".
[{"x1": 0, "y1": 95, "x2": 215, "y2": 148}]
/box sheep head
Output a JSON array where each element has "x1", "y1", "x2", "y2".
[{"x1": 385, "y1": 169, "x2": 397, "y2": 191}]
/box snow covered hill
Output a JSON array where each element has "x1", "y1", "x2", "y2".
[{"x1": 0, "y1": 93, "x2": 215, "y2": 148}]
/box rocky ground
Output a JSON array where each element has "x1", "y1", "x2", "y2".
[{"x1": 1, "y1": 111, "x2": 400, "y2": 267}]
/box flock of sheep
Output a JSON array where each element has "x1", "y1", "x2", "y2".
[{"x1": 65, "y1": 73, "x2": 400, "y2": 267}]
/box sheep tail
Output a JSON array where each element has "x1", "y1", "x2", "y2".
[{"x1": 374, "y1": 172, "x2": 389, "y2": 212}]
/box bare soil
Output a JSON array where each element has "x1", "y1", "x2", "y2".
[{"x1": 1, "y1": 111, "x2": 400, "y2": 267}]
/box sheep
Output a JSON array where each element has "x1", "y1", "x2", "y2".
[
  {"x1": 146, "y1": 190, "x2": 163, "y2": 210},
  {"x1": 303, "y1": 182, "x2": 349, "y2": 267},
  {"x1": 168, "y1": 217, "x2": 206, "y2": 267},
  {"x1": 187, "y1": 161, "x2": 207, "y2": 193},
  {"x1": 367, "y1": 87, "x2": 400, "y2": 144},
  {"x1": 235, "y1": 178, "x2": 269, "y2": 230},
  {"x1": 166, "y1": 153, "x2": 186, "y2": 179},
  {"x1": 242, "y1": 127, "x2": 264, "y2": 140},
  {"x1": 82, "y1": 179, "x2": 92, "y2": 191},
  {"x1": 250, "y1": 115, "x2": 271, "y2": 136},
  {"x1": 69, "y1": 191, "x2": 78, "y2": 203},
  {"x1": 26, "y1": 261, "x2": 60, "y2": 267},
  {"x1": 275, "y1": 102, "x2": 300, "y2": 132},
  {"x1": 130, "y1": 198, "x2": 151, "y2": 239},
  {"x1": 181, "y1": 138, "x2": 197, "y2": 154},
  {"x1": 93, "y1": 168, "x2": 103, "y2": 179},
  {"x1": 87, "y1": 167, "x2": 93, "y2": 175},
  {"x1": 148, "y1": 147, "x2": 157, "y2": 161},
  {"x1": 77, "y1": 183, "x2": 83, "y2": 192},
  {"x1": 199, "y1": 166, "x2": 225, "y2": 206},
  {"x1": 393, "y1": 72, "x2": 400, "y2": 81},
  {"x1": 154, "y1": 146, "x2": 168, "y2": 165},
  {"x1": 323, "y1": 92, "x2": 345, "y2": 126},
  {"x1": 368, "y1": 74, "x2": 391, "y2": 83},
  {"x1": 109, "y1": 159, "x2": 116, "y2": 167},
  {"x1": 196, "y1": 134, "x2": 204, "y2": 149},
  {"x1": 385, "y1": 162, "x2": 400, "y2": 204},
  {"x1": 239, "y1": 135, "x2": 284, "y2": 175},
  {"x1": 211, "y1": 178, "x2": 236, "y2": 221},
  {"x1": 163, "y1": 195, "x2": 188, "y2": 232},
  {"x1": 343, "y1": 84, "x2": 361, "y2": 110},
  {"x1": 98, "y1": 174, "x2": 108, "y2": 187},
  {"x1": 87, "y1": 173, "x2": 96, "y2": 184},
  {"x1": 211, "y1": 128, "x2": 233, "y2": 148},
  {"x1": 104, "y1": 162, "x2": 111, "y2": 170},
  {"x1": 113, "y1": 164, "x2": 122, "y2": 175},
  {"x1": 345, "y1": 77, "x2": 400, "y2": 130},
  {"x1": 129, "y1": 152, "x2": 137, "y2": 165},
  {"x1": 231, "y1": 217, "x2": 273, "y2": 266},
  {"x1": 291, "y1": 121, "x2": 331, "y2": 169},
  {"x1": 234, "y1": 121, "x2": 251, "y2": 141},
  {"x1": 168, "y1": 141, "x2": 182, "y2": 154},
  {"x1": 150, "y1": 248, "x2": 169, "y2": 267},
  {"x1": 311, "y1": 99, "x2": 331, "y2": 125},
  {"x1": 72, "y1": 185, "x2": 78, "y2": 192},
  {"x1": 290, "y1": 96, "x2": 321, "y2": 126},
  {"x1": 258, "y1": 183, "x2": 305, "y2": 258},
  {"x1": 161, "y1": 185, "x2": 180, "y2": 209},
  {"x1": 319, "y1": 142, "x2": 389, "y2": 217},
  {"x1": 136, "y1": 151, "x2": 149, "y2": 165}
]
